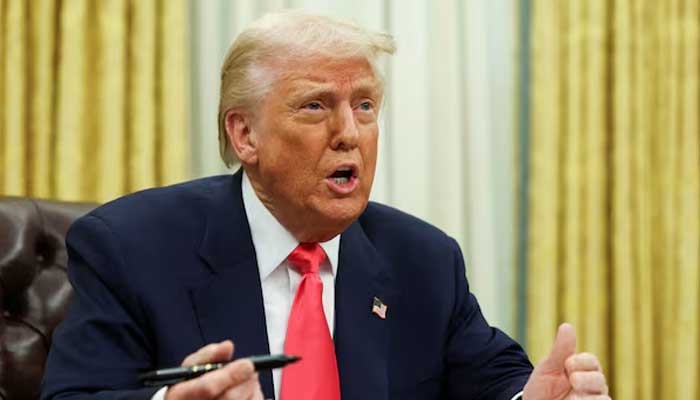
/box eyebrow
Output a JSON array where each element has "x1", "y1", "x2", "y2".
[{"x1": 287, "y1": 77, "x2": 382, "y2": 101}]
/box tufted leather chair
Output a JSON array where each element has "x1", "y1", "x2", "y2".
[{"x1": 0, "y1": 197, "x2": 97, "y2": 400}]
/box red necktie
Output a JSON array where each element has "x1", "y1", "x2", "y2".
[{"x1": 280, "y1": 243, "x2": 341, "y2": 400}]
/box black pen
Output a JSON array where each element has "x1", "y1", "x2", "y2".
[{"x1": 139, "y1": 354, "x2": 300, "y2": 386}]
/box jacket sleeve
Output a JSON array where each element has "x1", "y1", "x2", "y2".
[
  {"x1": 444, "y1": 238, "x2": 533, "y2": 400},
  {"x1": 41, "y1": 215, "x2": 161, "y2": 400}
]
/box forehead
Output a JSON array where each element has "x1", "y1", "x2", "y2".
[{"x1": 272, "y1": 57, "x2": 382, "y2": 96}]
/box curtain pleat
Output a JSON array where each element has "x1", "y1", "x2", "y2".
[
  {"x1": 3, "y1": 0, "x2": 28, "y2": 195},
  {"x1": 54, "y1": 0, "x2": 89, "y2": 200},
  {"x1": 95, "y1": 0, "x2": 128, "y2": 200},
  {"x1": 128, "y1": 0, "x2": 158, "y2": 192},
  {"x1": 0, "y1": 0, "x2": 5, "y2": 192},
  {"x1": 159, "y1": 0, "x2": 188, "y2": 186},
  {"x1": 610, "y1": 0, "x2": 637, "y2": 397},
  {"x1": 561, "y1": 0, "x2": 583, "y2": 338},
  {"x1": 528, "y1": 0, "x2": 700, "y2": 398},
  {"x1": 0, "y1": 0, "x2": 188, "y2": 202},
  {"x1": 28, "y1": 0, "x2": 56, "y2": 199},
  {"x1": 527, "y1": 0, "x2": 562, "y2": 360},
  {"x1": 656, "y1": 1, "x2": 680, "y2": 396},
  {"x1": 676, "y1": 1, "x2": 700, "y2": 397},
  {"x1": 581, "y1": 0, "x2": 609, "y2": 372}
]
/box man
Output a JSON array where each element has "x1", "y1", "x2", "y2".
[{"x1": 42, "y1": 11, "x2": 609, "y2": 400}]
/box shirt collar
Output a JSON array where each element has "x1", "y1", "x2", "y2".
[{"x1": 242, "y1": 172, "x2": 340, "y2": 281}]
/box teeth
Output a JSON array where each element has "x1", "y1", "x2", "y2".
[
  {"x1": 333, "y1": 177, "x2": 349, "y2": 184},
  {"x1": 337, "y1": 167, "x2": 352, "y2": 172}
]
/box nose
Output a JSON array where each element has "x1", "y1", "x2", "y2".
[{"x1": 329, "y1": 102, "x2": 359, "y2": 151}]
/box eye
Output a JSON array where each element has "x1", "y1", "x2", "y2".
[
  {"x1": 357, "y1": 101, "x2": 374, "y2": 111},
  {"x1": 303, "y1": 101, "x2": 323, "y2": 111}
]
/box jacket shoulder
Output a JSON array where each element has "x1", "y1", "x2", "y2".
[
  {"x1": 358, "y1": 201, "x2": 458, "y2": 252},
  {"x1": 76, "y1": 175, "x2": 232, "y2": 236}
]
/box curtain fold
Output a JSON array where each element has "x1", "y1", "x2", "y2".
[
  {"x1": 527, "y1": 0, "x2": 700, "y2": 398},
  {"x1": 2, "y1": 0, "x2": 28, "y2": 195},
  {"x1": 0, "y1": 0, "x2": 188, "y2": 202}
]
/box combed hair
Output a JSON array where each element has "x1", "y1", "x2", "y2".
[{"x1": 217, "y1": 10, "x2": 397, "y2": 167}]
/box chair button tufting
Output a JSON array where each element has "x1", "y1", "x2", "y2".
[{"x1": 0, "y1": 196, "x2": 98, "y2": 399}]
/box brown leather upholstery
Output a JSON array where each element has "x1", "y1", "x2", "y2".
[{"x1": 0, "y1": 197, "x2": 97, "y2": 400}]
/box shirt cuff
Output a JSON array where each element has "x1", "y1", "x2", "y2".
[
  {"x1": 151, "y1": 386, "x2": 168, "y2": 400},
  {"x1": 510, "y1": 390, "x2": 523, "y2": 400}
]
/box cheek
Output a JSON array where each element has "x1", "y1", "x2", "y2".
[
  {"x1": 258, "y1": 130, "x2": 317, "y2": 172},
  {"x1": 360, "y1": 134, "x2": 379, "y2": 190},
  {"x1": 361, "y1": 132, "x2": 379, "y2": 166}
]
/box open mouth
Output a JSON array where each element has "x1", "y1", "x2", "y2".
[
  {"x1": 328, "y1": 166, "x2": 357, "y2": 184},
  {"x1": 326, "y1": 165, "x2": 359, "y2": 194}
]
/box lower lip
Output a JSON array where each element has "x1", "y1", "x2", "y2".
[{"x1": 326, "y1": 176, "x2": 359, "y2": 195}]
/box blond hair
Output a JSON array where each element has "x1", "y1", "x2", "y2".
[{"x1": 217, "y1": 10, "x2": 396, "y2": 167}]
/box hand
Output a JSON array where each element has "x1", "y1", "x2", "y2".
[
  {"x1": 165, "y1": 340, "x2": 264, "y2": 400},
  {"x1": 523, "y1": 323, "x2": 610, "y2": 400}
]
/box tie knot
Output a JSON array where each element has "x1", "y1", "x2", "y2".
[{"x1": 287, "y1": 243, "x2": 327, "y2": 275}]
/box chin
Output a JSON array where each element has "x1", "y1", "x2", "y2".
[{"x1": 312, "y1": 197, "x2": 368, "y2": 236}]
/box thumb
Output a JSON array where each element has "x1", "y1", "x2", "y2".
[
  {"x1": 542, "y1": 323, "x2": 576, "y2": 371},
  {"x1": 181, "y1": 340, "x2": 235, "y2": 367}
]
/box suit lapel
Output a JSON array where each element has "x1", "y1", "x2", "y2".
[
  {"x1": 335, "y1": 221, "x2": 396, "y2": 400},
  {"x1": 190, "y1": 170, "x2": 275, "y2": 398}
]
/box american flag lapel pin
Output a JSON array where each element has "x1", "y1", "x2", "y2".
[{"x1": 372, "y1": 296, "x2": 388, "y2": 319}]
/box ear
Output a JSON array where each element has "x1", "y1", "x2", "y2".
[{"x1": 225, "y1": 109, "x2": 258, "y2": 165}]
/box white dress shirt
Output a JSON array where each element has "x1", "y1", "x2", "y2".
[
  {"x1": 242, "y1": 172, "x2": 340, "y2": 399},
  {"x1": 153, "y1": 173, "x2": 339, "y2": 400}
]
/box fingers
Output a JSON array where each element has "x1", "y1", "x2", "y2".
[
  {"x1": 215, "y1": 372, "x2": 263, "y2": 400},
  {"x1": 569, "y1": 370, "x2": 608, "y2": 395},
  {"x1": 166, "y1": 359, "x2": 256, "y2": 400},
  {"x1": 182, "y1": 340, "x2": 234, "y2": 367},
  {"x1": 566, "y1": 352, "x2": 602, "y2": 374},
  {"x1": 565, "y1": 352, "x2": 608, "y2": 396}
]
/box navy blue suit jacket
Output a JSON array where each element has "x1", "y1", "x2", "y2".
[{"x1": 41, "y1": 171, "x2": 532, "y2": 400}]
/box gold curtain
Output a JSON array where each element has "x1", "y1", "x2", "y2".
[
  {"x1": 527, "y1": 0, "x2": 699, "y2": 398},
  {"x1": 0, "y1": 0, "x2": 188, "y2": 202}
]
